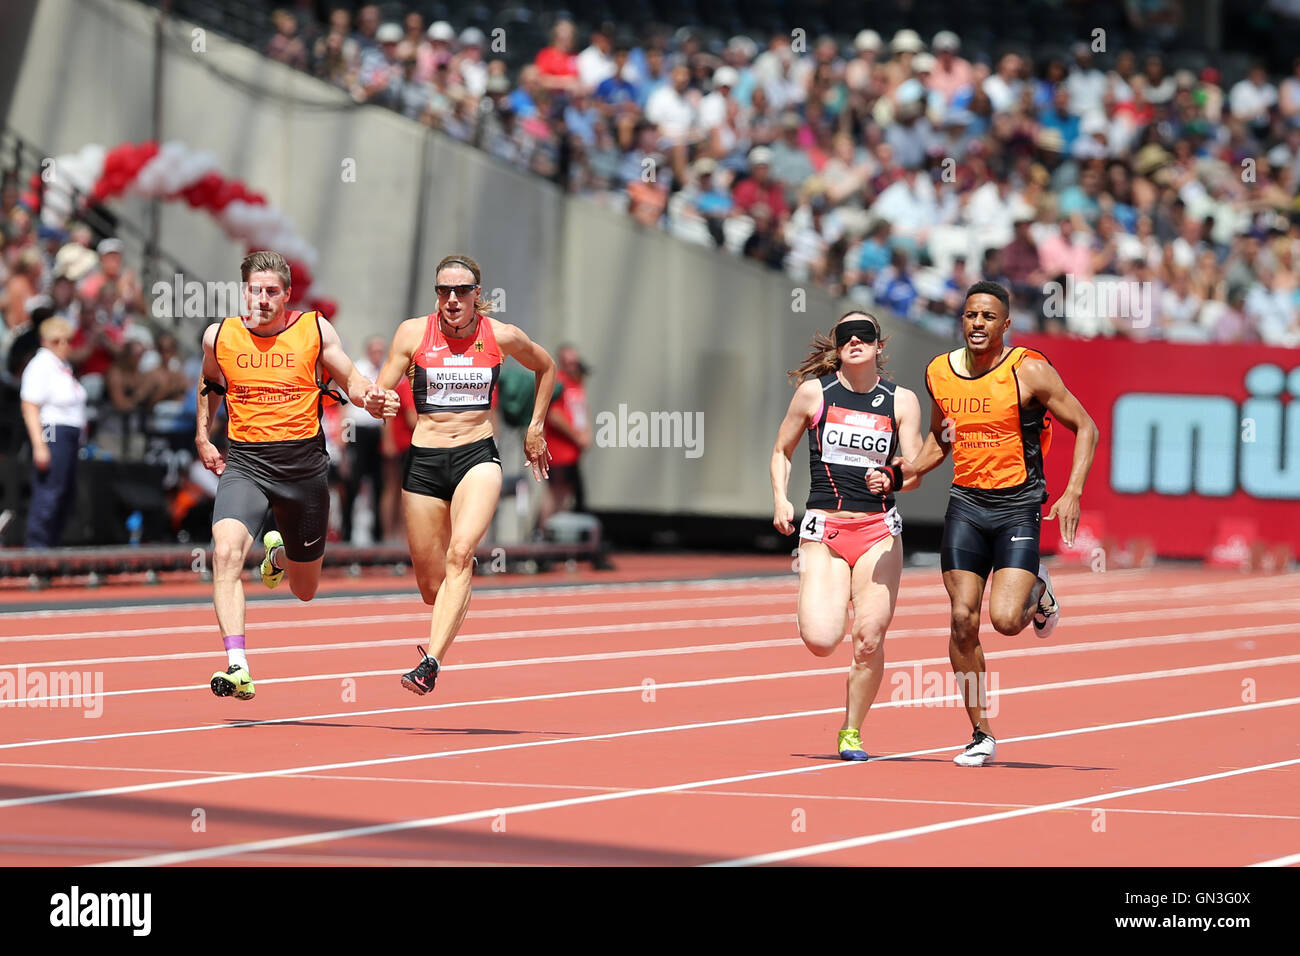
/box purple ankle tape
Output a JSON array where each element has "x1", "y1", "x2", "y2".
[{"x1": 223, "y1": 634, "x2": 246, "y2": 650}]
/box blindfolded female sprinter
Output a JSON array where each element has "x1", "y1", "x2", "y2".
[{"x1": 770, "y1": 312, "x2": 924, "y2": 760}]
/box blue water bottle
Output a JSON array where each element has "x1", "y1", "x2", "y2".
[{"x1": 127, "y1": 511, "x2": 143, "y2": 547}]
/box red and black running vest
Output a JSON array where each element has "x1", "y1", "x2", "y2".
[
  {"x1": 409, "y1": 313, "x2": 502, "y2": 413},
  {"x1": 806, "y1": 373, "x2": 899, "y2": 513}
]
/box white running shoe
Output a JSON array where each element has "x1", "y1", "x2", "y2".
[
  {"x1": 953, "y1": 729, "x2": 997, "y2": 767},
  {"x1": 1033, "y1": 562, "x2": 1060, "y2": 639}
]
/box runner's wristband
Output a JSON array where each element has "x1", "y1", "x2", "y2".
[{"x1": 874, "y1": 463, "x2": 904, "y2": 492}]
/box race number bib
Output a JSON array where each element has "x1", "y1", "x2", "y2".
[
  {"x1": 821, "y1": 406, "x2": 893, "y2": 468},
  {"x1": 800, "y1": 512, "x2": 825, "y2": 542},
  {"x1": 884, "y1": 507, "x2": 902, "y2": 537}
]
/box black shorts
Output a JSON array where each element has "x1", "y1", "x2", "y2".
[
  {"x1": 402, "y1": 437, "x2": 501, "y2": 501},
  {"x1": 212, "y1": 439, "x2": 330, "y2": 562},
  {"x1": 940, "y1": 495, "x2": 1042, "y2": 579}
]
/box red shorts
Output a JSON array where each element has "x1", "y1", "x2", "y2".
[{"x1": 799, "y1": 508, "x2": 902, "y2": 566}]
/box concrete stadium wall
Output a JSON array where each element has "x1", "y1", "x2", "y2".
[{"x1": 7, "y1": 0, "x2": 956, "y2": 521}]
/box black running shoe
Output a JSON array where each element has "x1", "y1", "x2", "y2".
[{"x1": 401, "y1": 645, "x2": 440, "y2": 695}]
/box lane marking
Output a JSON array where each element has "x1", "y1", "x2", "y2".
[
  {"x1": 708, "y1": 758, "x2": 1300, "y2": 866},
  {"x1": 6, "y1": 574, "x2": 1291, "y2": 645},
  {"x1": 7, "y1": 621, "x2": 1297, "y2": 709},
  {"x1": 88, "y1": 698, "x2": 1300, "y2": 867},
  {"x1": 5, "y1": 762, "x2": 1298, "y2": 824},
  {"x1": 3, "y1": 662, "x2": 1296, "y2": 810}
]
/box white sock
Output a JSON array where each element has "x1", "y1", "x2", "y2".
[{"x1": 227, "y1": 648, "x2": 248, "y2": 669}]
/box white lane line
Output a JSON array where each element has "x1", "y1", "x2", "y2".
[
  {"x1": 3, "y1": 574, "x2": 806, "y2": 620},
  {"x1": 0, "y1": 591, "x2": 796, "y2": 644},
  {"x1": 4, "y1": 659, "x2": 1297, "y2": 811},
  {"x1": 11, "y1": 592, "x2": 1300, "y2": 671},
  {"x1": 7, "y1": 571, "x2": 1291, "y2": 643},
  {"x1": 6, "y1": 761, "x2": 1297, "y2": 824},
  {"x1": 0, "y1": 615, "x2": 793, "y2": 669},
  {"x1": 707, "y1": 757, "x2": 1300, "y2": 866},
  {"x1": 1250, "y1": 852, "x2": 1300, "y2": 867},
  {"x1": 90, "y1": 698, "x2": 1300, "y2": 867},
  {"x1": 9, "y1": 619, "x2": 1298, "y2": 707}
]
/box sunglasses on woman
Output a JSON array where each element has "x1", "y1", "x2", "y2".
[{"x1": 435, "y1": 284, "x2": 478, "y2": 297}]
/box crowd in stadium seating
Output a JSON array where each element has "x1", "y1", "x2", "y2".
[
  {"x1": 261, "y1": 4, "x2": 1300, "y2": 345},
  {"x1": 0, "y1": 197, "x2": 199, "y2": 460}
]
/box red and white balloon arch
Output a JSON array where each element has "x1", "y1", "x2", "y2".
[{"x1": 35, "y1": 140, "x2": 335, "y2": 315}]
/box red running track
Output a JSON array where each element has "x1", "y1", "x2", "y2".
[{"x1": 0, "y1": 557, "x2": 1297, "y2": 867}]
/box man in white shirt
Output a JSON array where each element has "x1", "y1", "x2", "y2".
[
  {"x1": 576, "y1": 24, "x2": 616, "y2": 93},
  {"x1": 646, "y1": 65, "x2": 698, "y2": 145},
  {"x1": 20, "y1": 316, "x2": 87, "y2": 547},
  {"x1": 341, "y1": 335, "x2": 387, "y2": 543},
  {"x1": 1230, "y1": 63, "x2": 1278, "y2": 132}
]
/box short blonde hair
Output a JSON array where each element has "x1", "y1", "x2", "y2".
[
  {"x1": 39, "y1": 316, "x2": 74, "y2": 344},
  {"x1": 241, "y1": 250, "x2": 292, "y2": 288}
]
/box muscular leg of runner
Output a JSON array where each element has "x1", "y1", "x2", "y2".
[
  {"x1": 284, "y1": 556, "x2": 325, "y2": 602},
  {"x1": 212, "y1": 518, "x2": 255, "y2": 637},
  {"x1": 844, "y1": 533, "x2": 903, "y2": 733},
  {"x1": 403, "y1": 491, "x2": 451, "y2": 606},
  {"x1": 988, "y1": 567, "x2": 1045, "y2": 636},
  {"x1": 796, "y1": 541, "x2": 851, "y2": 657},
  {"x1": 425, "y1": 463, "x2": 503, "y2": 662},
  {"x1": 944, "y1": 568, "x2": 992, "y2": 734}
]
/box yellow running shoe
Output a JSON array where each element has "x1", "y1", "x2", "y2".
[
  {"x1": 260, "y1": 530, "x2": 285, "y2": 589},
  {"x1": 838, "y1": 728, "x2": 869, "y2": 761},
  {"x1": 210, "y1": 664, "x2": 256, "y2": 700}
]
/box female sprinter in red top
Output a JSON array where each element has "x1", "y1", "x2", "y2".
[
  {"x1": 770, "y1": 312, "x2": 924, "y2": 759},
  {"x1": 374, "y1": 254, "x2": 555, "y2": 695}
]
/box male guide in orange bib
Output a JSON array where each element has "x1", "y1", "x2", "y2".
[
  {"x1": 874, "y1": 281, "x2": 1099, "y2": 767},
  {"x1": 195, "y1": 250, "x2": 396, "y2": 701}
]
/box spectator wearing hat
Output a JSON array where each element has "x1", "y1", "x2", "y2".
[
  {"x1": 683, "y1": 158, "x2": 733, "y2": 245},
  {"x1": 355, "y1": 22, "x2": 404, "y2": 105},
  {"x1": 21, "y1": 316, "x2": 87, "y2": 548},
  {"x1": 845, "y1": 30, "x2": 883, "y2": 89},
  {"x1": 698, "y1": 66, "x2": 738, "y2": 135},
  {"x1": 453, "y1": 28, "x2": 488, "y2": 98},
  {"x1": 882, "y1": 29, "x2": 924, "y2": 100},
  {"x1": 733, "y1": 146, "x2": 789, "y2": 224},
  {"x1": 885, "y1": 80, "x2": 936, "y2": 168},
  {"x1": 96, "y1": 238, "x2": 143, "y2": 316},
  {"x1": 768, "y1": 111, "x2": 816, "y2": 192},
  {"x1": 927, "y1": 31, "x2": 973, "y2": 107},
  {"x1": 416, "y1": 20, "x2": 454, "y2": 84}
]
